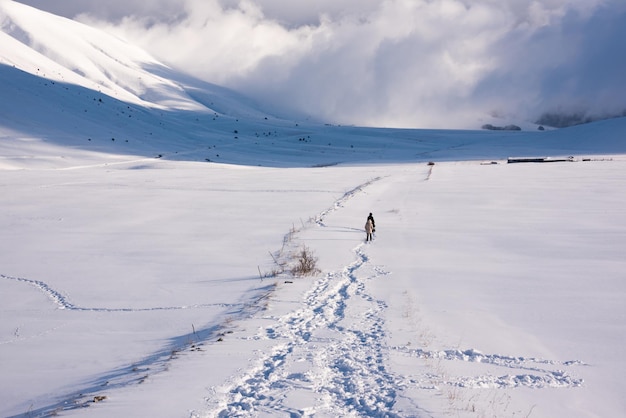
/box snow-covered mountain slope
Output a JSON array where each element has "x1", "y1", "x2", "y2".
[
  {"x1": 0, "y1": 0, "x2": 278, "y2": 159},
  {"x1": 1, "y1": 0, "x2": 213, "y2": 111},
  {"x1": 1, "y1": 0, "x2": 626, "y2": 172},
  {"x1": 1, "y1": 3, "x2": 626, "y2": 418}
]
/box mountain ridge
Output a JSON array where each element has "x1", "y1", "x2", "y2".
[
  {"x1": 1, "y1": 0, "x2": 271, "y2": 116},
  {"x1": 1, "y1": 0, "x2": 626, "y2": 171}
]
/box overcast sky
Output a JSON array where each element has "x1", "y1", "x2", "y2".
[{"x1": 15, "y1": 0, "x2": 626, "y2": 128}]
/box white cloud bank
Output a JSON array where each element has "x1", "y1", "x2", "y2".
[{"x1": 15, "y1": 0, "x2": 626, "y2": 128}]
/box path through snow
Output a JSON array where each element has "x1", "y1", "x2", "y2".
[
  {"x1": 196, "y1": 170, "x2": 585, "y2": 417},
  {"x1": 0, "y1": 167, "x2": 590, "y2": 417},
  {"x1": 198, "y1": 241, "x2": 584, "y2": 417},
  {"x1": 201, "y1": 244, "x2": 425, "y2": 417}
]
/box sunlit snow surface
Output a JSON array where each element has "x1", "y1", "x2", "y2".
[{"x1": 1, "y1": 2, "x2": 626, "y2": 417}]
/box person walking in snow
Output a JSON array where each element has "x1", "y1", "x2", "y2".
[
  {"x1": 365, "y1": 212, "x2": 375, "y2": 242},
  {"x1": 367, "y1": 212, "x2": 375, "y2": 232}
]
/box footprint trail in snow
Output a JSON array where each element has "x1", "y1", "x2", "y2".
[
  {"x1": 201, "y1": 240, "x2": 585, "y2": 417},
  {"x1": 197, "y1": 172, "x2": 585, "y2": 417},
  {"x1": 201, "y1": 245, "x2": 424, "y2": 417}
]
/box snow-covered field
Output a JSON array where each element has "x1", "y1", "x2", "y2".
[{"x1": 1, "y1": 2, "x2": 626, "y2": 417}]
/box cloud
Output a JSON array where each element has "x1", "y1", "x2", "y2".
[{"x1": 15, "y1": 0, "x2": 626, "y2": 128}]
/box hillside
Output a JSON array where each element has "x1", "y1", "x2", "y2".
[{"x1": 2, "y1": 1, "x2": 626, "y2": 171}]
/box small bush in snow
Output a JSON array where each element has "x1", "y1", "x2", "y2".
[{"x1": 291, "y1": 246, "x2": 320, "y2": 276}]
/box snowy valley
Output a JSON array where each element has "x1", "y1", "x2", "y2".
[{"x1": 1, "y1": 2, "x2": 626, "y2": 417}]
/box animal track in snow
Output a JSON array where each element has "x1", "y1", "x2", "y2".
[{"x1": 0, "y1": 274, "x2": 241, "y2": 312}]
